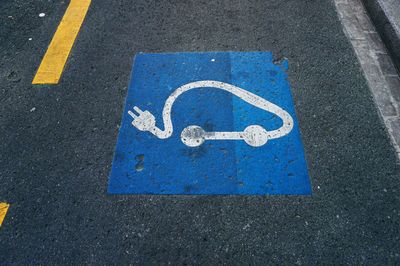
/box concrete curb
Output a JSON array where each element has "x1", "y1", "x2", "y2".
[
  {"x1": 335, "y1": 0, "x2": 400, "y2": 158},
  {"x1": 361, "y1": 0, "x2": 400, "y2": 73}
]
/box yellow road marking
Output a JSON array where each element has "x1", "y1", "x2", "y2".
[
  {"x1": 32, "y1": 0, "x2": 91, "y2": 84},
  {"x1": 0, "y1": 203, "x2": 10, "y2": 227}
]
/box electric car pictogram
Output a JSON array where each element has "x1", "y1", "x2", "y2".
[{"x1": 128, "y1": 80, "x2": 294, "y2": 147}]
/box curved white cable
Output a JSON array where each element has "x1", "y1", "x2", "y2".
[{"x1": 128, "y1": 80, "x2": 294, "y2": 147}]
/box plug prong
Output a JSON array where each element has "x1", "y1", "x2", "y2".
[
  {"x1": 128, "y1": 110, "x2": 137, "y2": 118},
  {"x1": 133, "y1": 106, "x2": 142, "y2": 114}
]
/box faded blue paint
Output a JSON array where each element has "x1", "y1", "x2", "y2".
[{"x1": 108, "y1": 52, "x2": 311, "y2": 195}]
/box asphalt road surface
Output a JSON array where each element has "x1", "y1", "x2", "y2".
[{"x1": 1, "y1": 0, "x2": 400, "y2": 264}]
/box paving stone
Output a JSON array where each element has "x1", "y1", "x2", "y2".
[
  {"x1": 385, "y1": 76, "x2": 400, "y2": 101},
  {"x1": 366, "y1": 32, "x2": 388, "y2": 52},
  {"x1": 377, "y1": 53, "x2": 399, "y2": 76},
  {"x1": 390, "y1": 118, "x2": 400, "y2": 146}
]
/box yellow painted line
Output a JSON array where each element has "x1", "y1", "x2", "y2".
[
  {"x1": 0, "y1": 203, "x2": 10, "y2": 227},
  {"x1": 32, "y1": 0, "x2": 91, "y2": 84}
]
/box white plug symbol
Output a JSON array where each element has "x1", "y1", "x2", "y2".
[
  {"x1": 128, "y1": 107, "x2": 156, "y2": 132},
  {"x1": 128, "y1": 80, "x2": 294, "y2": 147}
]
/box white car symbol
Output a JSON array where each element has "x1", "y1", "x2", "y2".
[{"x1": 128, "y1": 80, "x2": 293, "y2": 147}]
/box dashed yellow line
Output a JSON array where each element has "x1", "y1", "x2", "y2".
[
  {"x1": 32, "y1": 0, "x2": 91, "y2": 84},
  {"x1": 0, "y1": 203, "x2": 10, "y2": 227}
]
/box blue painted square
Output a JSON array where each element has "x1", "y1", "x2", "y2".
[{"x1": 108, "y1": 52, "x2": 311, "y2": 195}]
